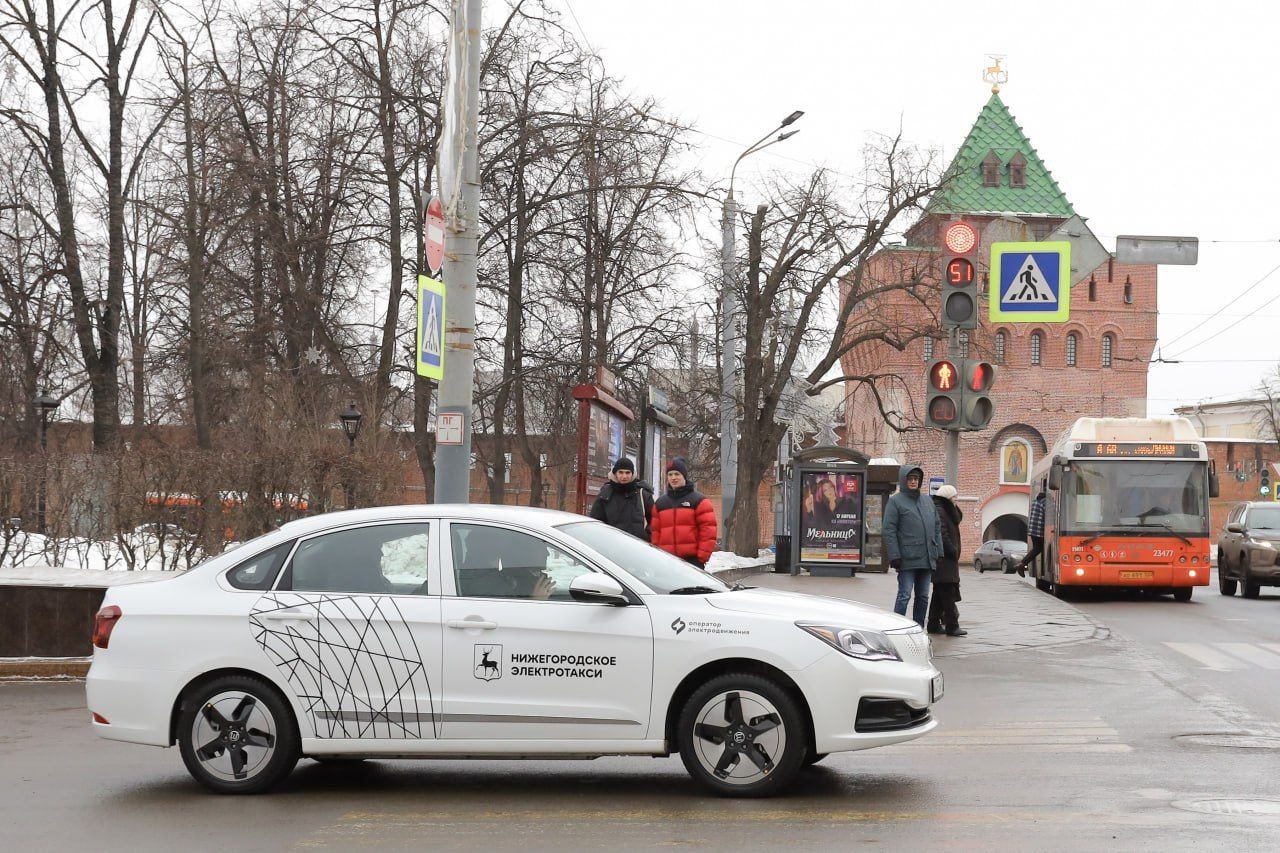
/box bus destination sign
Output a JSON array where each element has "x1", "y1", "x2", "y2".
[{"x1": 1077, "y1": 442, "x2": 1200, "y2": 459}]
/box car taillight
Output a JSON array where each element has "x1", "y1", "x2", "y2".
[{"x1": 93, "y1": 605, "x2": 121, "y2": 649}]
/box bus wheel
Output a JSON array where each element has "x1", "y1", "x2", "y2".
[
  {"x1": 1035, "y1": 578, "x2": 1052, "y2": 592},
  {"x1": 1173, "y1": 587, "x2": 1193, "y2": 602}
]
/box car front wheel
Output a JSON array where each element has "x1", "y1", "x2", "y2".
[
  {"x1": 1218, "y1": 556, "x2": 1237, "y2": 596},
  {"x1": 177, "y1": 674, "x2": 299, "y2": 794},
  {"x1": 678, "y1": 673, "x2": 806, "y2": 797},
  {"x1": 974, "y1": 559, "x2": 984, "y2": 573},
  {"x1": 1243, "y1": 579, "x2": 1262, "y2": 599}
]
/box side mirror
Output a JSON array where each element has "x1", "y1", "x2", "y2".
[
  {"x1": 1208, "y1": 471, "x2": 1220, "y2": 499},
  {"x1": 1227, "y1": 522, "x2": 1245, "y2": 534},
  {"x1": 1048, "y1": 466, "x2": 1062, "y2": 492},
  {"x1": 569, "y1": 573, "x2": 629, "y2": 606},
  {"x1": 993, "y1": 544, "x2": 1003, "y2": 554}
]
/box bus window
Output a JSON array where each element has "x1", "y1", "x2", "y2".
[{"x1": 1062, "y1": 461, "x2": 1208, "y2": 536}]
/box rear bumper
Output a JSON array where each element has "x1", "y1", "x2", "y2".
[{"x1": 86, "y1": 657, "x2": 178, "y2": 747}]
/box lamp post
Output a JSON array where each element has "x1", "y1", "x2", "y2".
[
  {"x1": 34, "y1": 393, "x2": 59, "y2": 534},
  {"x1": 339, "y1": 402, "x2": 362, "y2": 508},
  {"x1": 720, "y1": 110, "x2": 803, "y2": 542}
]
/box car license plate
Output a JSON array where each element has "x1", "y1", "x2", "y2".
[
  {"x1": 1120, "y1": 571, "x2": 1154, "y2": 579},
  {"x1": 931, "y1": 672, "x2": 944, "y2": 703}
]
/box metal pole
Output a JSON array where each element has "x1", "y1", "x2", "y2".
[
  {"x1": 945, "y1": 327, "x2": 960, "y2": 487},
  {"x1": 433, "y1": 0, "x2": 481, "y2": 504},
  {"x1": 720, "y1": 190, "x2": 738, "y2": 538}
]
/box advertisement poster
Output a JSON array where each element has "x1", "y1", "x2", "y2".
[
  {"x1": 587, "y1": 404, "x2": 623, "y2": 479},
  {"x1": 799, "y1": 471, "x2": 864, "y2": 563}
]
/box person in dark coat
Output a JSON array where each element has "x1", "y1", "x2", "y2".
[
  {"x1": 882, "y1": 464, "x2": 944, "y2": 627},
  {"x1": 650, "y1": 457, "x2": 717, "y2": 568},
  {"x1": 927, "y1": 484, "x2": 967, "y2": 637},
  {"x1": 588, "y1": 457, "x2": 655, "y2": 540}
]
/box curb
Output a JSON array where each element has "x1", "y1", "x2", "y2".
[{"x1": 0, "y1": 657, "x2": 91, "y2": 680}]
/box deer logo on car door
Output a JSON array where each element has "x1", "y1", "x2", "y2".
[{"x1": 474, "y1": 644, "x2": 502, "y2": 681}]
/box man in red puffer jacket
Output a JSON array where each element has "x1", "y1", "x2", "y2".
[{"x1": 650, "y1": 457, "x2": 717, "y2": 568}]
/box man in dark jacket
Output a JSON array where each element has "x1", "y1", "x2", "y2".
[
  {"x1": 927, "y1": 484, "x2": 967, "y2": 637},
  {"x1": 882, "y1": 464, "x2": 944, "y2": 627},
  {"x1": 651, "y1": 457, "x2": 717, "y2": 568},
  {"x1": 588, "y1": 458, "x2": 655, "y2": 540}
]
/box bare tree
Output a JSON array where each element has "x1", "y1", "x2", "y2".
[{"x1": 722, "y1": 138, "x2": 943, "y2": 554}]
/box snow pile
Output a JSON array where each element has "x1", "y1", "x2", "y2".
[{"x1": 705, "y1": 549, "x2": 774, "y2": 575}]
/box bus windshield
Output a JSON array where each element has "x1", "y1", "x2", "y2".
[{"x1": 1062, "y1": 460, "x2": 1208, "y2": 536}]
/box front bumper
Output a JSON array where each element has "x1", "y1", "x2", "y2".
[{"x1": 797, "y1": 648, "x2": 940, "y2": 754}]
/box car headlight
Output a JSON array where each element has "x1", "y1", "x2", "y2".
[{"x1": 796, "y1": 623, "x2": 901, "y2": 662}]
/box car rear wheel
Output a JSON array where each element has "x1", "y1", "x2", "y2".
[
  {"x1": 178, "y1": 674, "x2": 299, "y2": 794},
  {"x1": 1001, "y1": 559, "x2": 1014, "y2": 574},
  {"x1": 1243, "y1": 579, "x2": 1262, "y2": 599},
  {"x1": 678, "y1": 673, "x2": 806, "y2": 797},
  {"x1": 1173, "y1": 587, "x2": 1193, "y2": 602}
]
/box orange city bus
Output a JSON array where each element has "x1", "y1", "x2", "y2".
[{"x1": 1026, "y1": 417, "x2": 1219, "y2": 601}]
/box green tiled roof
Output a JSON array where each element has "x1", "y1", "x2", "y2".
[{"x1": 928, "y1": 93, "x2": 1075, "y2": 219}]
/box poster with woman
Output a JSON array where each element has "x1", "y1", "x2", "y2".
[{"x1": 799, "y1": 470, "x2": 864, "y2": 564}]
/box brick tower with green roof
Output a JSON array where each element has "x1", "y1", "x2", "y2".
[{"x1": 843, "y1": 91, "x2": 1158, "y2": 558}]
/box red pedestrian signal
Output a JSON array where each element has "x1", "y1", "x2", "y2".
[
  {"x1": 967, "y1": 360, "x2": 994, "y2": 392},
  {"x1": 925, "y1": 358, "x2": 962, "y2": 429},
  {"x1": 930, "y1": 359, "x2": 958, "y2": 392},
  {"x1": 961, "y1": 360, "x2": 996, "y2": 429}
]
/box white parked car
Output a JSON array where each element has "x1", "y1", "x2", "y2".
[{"x1": 87, "y1": 505, "x2": 941, "y2": 797}]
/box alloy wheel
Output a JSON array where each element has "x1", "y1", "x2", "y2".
[
  {"x1": 190, "y1": 690, "x2": 278, "y2": 783},
  {"x1": 690, "y1": 689, "x2": 786, "y2": 786}
]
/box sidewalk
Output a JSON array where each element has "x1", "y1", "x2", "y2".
[{"x1": 747, "y1": 566, "x2": 1107, "y2": 658}]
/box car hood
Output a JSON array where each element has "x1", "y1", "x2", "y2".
[{"x1": 706, "y1": 587, "x2": 917, "y2": 632}]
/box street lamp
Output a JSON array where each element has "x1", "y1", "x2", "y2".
[
  {"x1": 34, "y1": 392, "x2": 59, "y2": 534},
  {"x1": 720, "y1": 110, "x2": 804, "y2": 538},
  {"x1": 339, "y1": 402, "x2": 363, "y2": 450}
]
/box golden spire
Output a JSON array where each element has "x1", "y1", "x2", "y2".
[{"x1": 983, "y1": 55, "x2": 1008, "y2": 93}]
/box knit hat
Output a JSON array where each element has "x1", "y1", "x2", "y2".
[
  {"x1": 666, "y1": 457, "x2": 690, "y2": 478},
  {"x1": 935, "y1": 484, "x2": 958, "y2": 501},
  {"x1": 612, "y1": 457, "x2": 635, "y2": 473}
]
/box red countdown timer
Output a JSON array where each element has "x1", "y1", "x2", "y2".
[{"x1": 946, "y1": 257, "x2": 975, "y2": 286}]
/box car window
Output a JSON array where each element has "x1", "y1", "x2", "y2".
[
  {"x1": 284, "y1": 523, "x2": 431, "y2": 595},
  {"x1": 450, "y1": 523, "x2": 595, "y2": 601},
  {"x1": 1246, "y1": 506, "x2": 1280, "y2": 530},
  {"x1": 557, "y1": 521, "x2": 730, "y2": 594},
  {"x1": 227, "y1": 540, "x2": 294, "y2": 591}
]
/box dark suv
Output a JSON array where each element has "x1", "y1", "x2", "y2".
[{"x1": 1218, "y1": 501, "x2": 1280, "y2": 598}]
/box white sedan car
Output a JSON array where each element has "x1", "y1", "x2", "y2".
[{"x1": 87, "y1": 505, "x2": 941, "y2": 797}]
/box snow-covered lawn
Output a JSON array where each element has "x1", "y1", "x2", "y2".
[{"x1": 0, "y1": 530, "x2": 211, "y2": 573}]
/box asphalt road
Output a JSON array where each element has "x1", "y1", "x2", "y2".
[{"x1": 2, "y1": 569, "x2": 1279, "y2": 850}]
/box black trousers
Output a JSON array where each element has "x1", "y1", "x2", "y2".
[
  {"x1": 927, "y1": 582, "x2": 960, "y2": 631},
  {"x1": 1022, "y1": 535, "x2": 1045, "y2": 569}
]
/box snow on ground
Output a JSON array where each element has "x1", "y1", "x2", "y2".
[
  {"x1": 0, "y1": 530, "x2": 208, "y2": 573},
  {"x1": 705, "y1": 549, "x2": 774, "y2": 575}
]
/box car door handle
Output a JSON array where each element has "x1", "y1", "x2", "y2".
[
  {"x1": 259, "y1": 609, "x2": 314, "y2": 622},
  {"x1": 447, "y1": 619, "x2": 498, "y2": 631}
]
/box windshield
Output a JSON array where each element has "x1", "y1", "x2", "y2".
[
  {"x1": 1246, "y1": 506, "x2": 1280, "y2": 530},
  {"x1": 556, "y1": 522, "x2": 730, "y2": 594},
  {"x1": 1062, "y1": 461, "x2": 1208, "y2": 535}
]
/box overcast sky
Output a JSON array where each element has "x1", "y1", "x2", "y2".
[{"x1": 567, "y1": 0, "x2": 1280, "y2": 415}]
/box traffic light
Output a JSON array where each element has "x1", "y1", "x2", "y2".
[
  {"x1": 961, "y1": 360, "x2": 996, "y2": 430},
  {"x1": 925, "y1": 358, "x2": 961, "y2": 429},
  {"x1": 1261, "y1": 467, "x2": 1271, "y2": 498},
  {"x1": 940, "y1": 221, "x2": 980, "y2": 330}
]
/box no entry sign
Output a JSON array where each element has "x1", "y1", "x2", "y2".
[{"x1": 425, "y1": 196, "x2": 446, "y2": 276}]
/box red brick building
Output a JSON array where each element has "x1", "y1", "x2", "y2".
[{"x1": 843, "y1": 92, "x2": 1158, "y2": 549}]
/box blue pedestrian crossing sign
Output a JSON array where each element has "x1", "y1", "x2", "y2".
[
  {"x1": 416, "y1": 275, "x2": 445, "y2": 380},
  {"x1": 989, "y1": 241, "x2": 1071, "y2": 323}
]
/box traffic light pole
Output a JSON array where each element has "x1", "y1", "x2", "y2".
[
  {"x1": 433, "y1": 0, "x2": 482, "y2": 504},
  {"x1": 945, "y1": 327, "x2": 960, "y2": 487}
]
